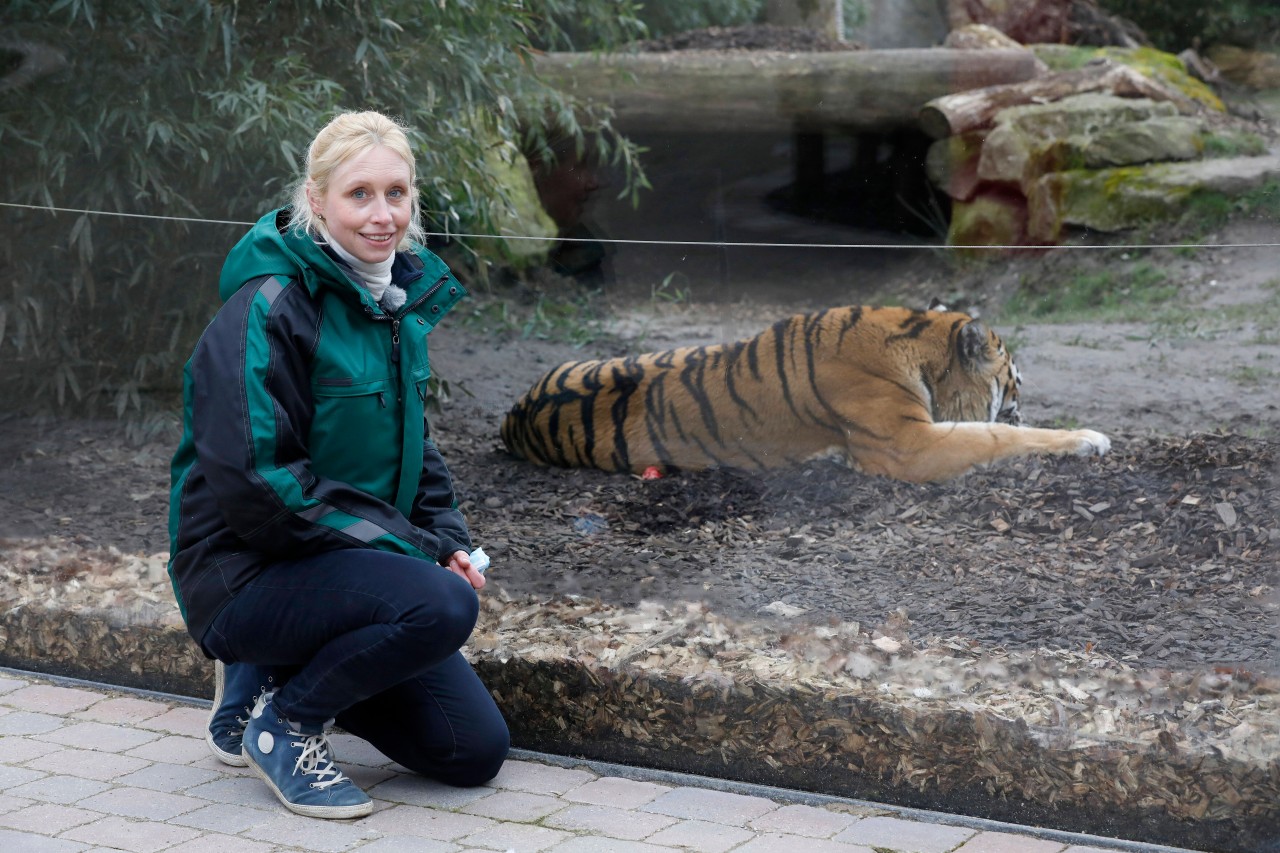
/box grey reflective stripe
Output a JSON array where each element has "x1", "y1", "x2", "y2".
[
  {"x1": 258, "y1": 275, "x2": 285, "y2": 305},
  {"x1": 341, "y1": 520, "x2": 388, "y2": 543},
  {"x1": 298, "y1": 504, "x2": 337, "y2": 523}
]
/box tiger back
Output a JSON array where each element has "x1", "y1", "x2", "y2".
[{"x1": 500, "y1": 304, "x2": 1110, "y2": 483}]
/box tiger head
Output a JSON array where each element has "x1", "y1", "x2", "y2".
[{"x1": 930, "y1": 304, "x2": 1022, "y2": 427}]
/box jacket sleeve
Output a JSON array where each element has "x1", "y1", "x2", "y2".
[
  {"x1": 409, "y1": 436, "x2": 473, "y2": 561},
  {"x1": 190, "y1": 276, "x2": 455, "y2": 563}
]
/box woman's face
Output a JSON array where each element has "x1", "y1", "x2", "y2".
[{"x1": 308, "y1": 144, "x2": 412, "y2": 264}]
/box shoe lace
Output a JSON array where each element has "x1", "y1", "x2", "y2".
[
  {"x1": 287, "y1": 728, "x2": 352, "y2": 790},
  {"x1": 229, "y1": 680, "x2": 273, "y2": 737}
]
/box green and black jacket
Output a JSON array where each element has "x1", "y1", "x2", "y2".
[{"x1": 167, "y1": 207, "x2": 470, "y2": 647}]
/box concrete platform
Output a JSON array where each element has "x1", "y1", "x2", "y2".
[{"x1": 0, "y1": 667, "x2": 1198, "y2": 853}]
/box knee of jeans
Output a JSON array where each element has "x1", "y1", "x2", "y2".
[
  {"x1": 404, "y1": 578, "x2": 478, "y2": 647},
  {"x1": 449, "y1": 725, "x2": 510, "y2": 787}
]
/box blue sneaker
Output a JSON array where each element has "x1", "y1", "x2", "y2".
[
  {"x1": 206, "y1": 661, "x2": 276, "y2": 767},
  {"x1": 242, "y1": 692, "x2": 373, "y2": 819}
]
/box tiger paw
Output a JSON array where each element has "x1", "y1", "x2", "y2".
[{"x1": 1074, "y1": 430, "x2": 1110, "y2": 457}]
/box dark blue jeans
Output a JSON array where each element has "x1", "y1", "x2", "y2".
[{"x1": 203, "y1": 548, "x2": 509, "y2": 787}]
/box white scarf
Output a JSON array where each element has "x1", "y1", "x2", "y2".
[{"x1": 315, "y1": 222, "x2": 399, "y2": 306}]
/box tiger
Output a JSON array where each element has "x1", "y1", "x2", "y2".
[{"x1": 499, "y1": 302, "x2": 1110, "y2": 483}]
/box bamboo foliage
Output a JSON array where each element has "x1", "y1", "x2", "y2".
[{"x1": 0, "y1": 0, "x2": 649, "y2": 417}]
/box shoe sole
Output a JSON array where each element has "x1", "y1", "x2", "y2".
[
  {"x1": 206, "y1": 660, "x2": 248, "y2": 768},
  {"x1": 243, "y1": 750, "x2": 373, "y2": 819}
]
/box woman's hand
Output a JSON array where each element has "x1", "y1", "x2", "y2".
[{"x1": 445, "y1": 550, "x2": 485, "y2": 590}]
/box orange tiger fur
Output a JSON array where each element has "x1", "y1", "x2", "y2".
[{"x1": 500, "y1": 304, "x2": 1110, "y2": 483}]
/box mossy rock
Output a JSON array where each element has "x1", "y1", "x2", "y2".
[
  {"x1": 1020, "y1": 116, "x2": 1206, "y2": 188},
  {"x1": 948, "y1": 187, "x2": 1029, "y2": 248},
  {"x1": 1027, "y1": 154, "x2": 1280, "y2": 241},
  {"x1": 1032, "y1": 45, "x2": 1225, "y2": 113},
  {"x1": 479, "y1": 136, "x2": 558, "y2": 269},
  {"x1": 976, "y1": 94, "x2": 1187, "y2": 187}
]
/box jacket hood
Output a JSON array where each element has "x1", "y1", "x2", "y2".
[{"x1": 218, "y1": 207, "x2": 361, "y2": 303}]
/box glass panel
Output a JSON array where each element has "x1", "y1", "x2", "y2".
[{"x1": 2, "y1": 4, "x2": 1276, "y2": 851}]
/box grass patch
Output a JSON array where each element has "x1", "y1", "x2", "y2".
[
  {"x1": 1000, "y1": 260, "x2": 1178, "y2": 324},
  {"x1": 460, "y1": 291, "x2": 605, "y2": 348},
  {"x1": 1059, "y1": 333, "x2": 1115, "y2": 349},
  {"x1": 1000, "y1": 329, "x2": 1029, "y2": 355},
  {"x1": 1201, "y1": 130, "x2": 1268, "y2": 159},
  {"x1": 1180, "y1": 179, "x2": 1280, "y2": 235},
  {"x1": 1047, "y1": 415, "x2": 1085, "y2": 429},
  {"x1": 651, "y1": 272, "x2": 694, "y2": 306},
  {"x1": 1227, "y1": 364, "x2": 1278, "y2": 385},
  {"x1": 1147, "y1": 278, "x2": 1280, "y2": 342}
]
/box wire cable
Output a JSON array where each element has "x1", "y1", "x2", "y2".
[{"x1": 3, "y1": 199, "x2": 1279, "y2": 251}]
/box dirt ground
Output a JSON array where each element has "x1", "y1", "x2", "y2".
[{"x1": 1, "y1": 209, "x2": 1277, "y2": 676}]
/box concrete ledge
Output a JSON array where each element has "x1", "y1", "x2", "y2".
[
  {"x1": 2, "y1": 593, "x2": 1274, "y2": 853},
  {"x1": 0, "y1": 605, "x2": 209, "y2": 698}
]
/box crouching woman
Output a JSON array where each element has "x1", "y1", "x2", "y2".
[{"x1": 167, "y1": 110, "x2": 508, "y2": 819}]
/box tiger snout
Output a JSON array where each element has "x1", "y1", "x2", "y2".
[{"x1": 997, "y1": 405, "x2": 1023, "y2": 426}]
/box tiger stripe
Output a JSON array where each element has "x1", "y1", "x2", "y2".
[{"x1": 495, "y1": 302, "x2": 1092, "y2": 483}]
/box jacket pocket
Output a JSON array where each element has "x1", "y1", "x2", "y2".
[
  {"x1": 309, "y1": 377, "x2": 401, "y2": 502},
  {"x1": 409, "y1": 362, "x2": 432, "y2": 409}
]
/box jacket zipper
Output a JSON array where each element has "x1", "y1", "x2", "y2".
[{"x1": 377, "y1": 273, "x2": 450, "y2": 399}]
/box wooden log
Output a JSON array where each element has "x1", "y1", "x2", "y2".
[
  {"x1": 919, "y1": 59, "x2": 1198, "y2": 139},
  {"x1": 0, "y1": 38, "x2": 67, "y2": 94},
  {"x1": 535, "y1": 49, "x2": 1042, "y2": 134}
]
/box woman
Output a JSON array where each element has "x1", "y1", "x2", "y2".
[{"x1": 167, "y1": 111, "x2": 508, "y2": 819}]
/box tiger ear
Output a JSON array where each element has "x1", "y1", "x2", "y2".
[
  {"x1": 957, "y1": 321, "x2": 991, "y2": 370},
  {"x1": 927, "y1": 297, "x2": 948, "y2": 312}
]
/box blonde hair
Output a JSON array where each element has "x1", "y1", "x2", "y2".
[{"x1": 290, "y1": 111, "x2": 425, "y2": 247}]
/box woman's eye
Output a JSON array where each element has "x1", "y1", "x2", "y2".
[
  {"x1": 388, "y1": 188, "x2": 404, "y2": 199},
  {"x1": 352, "y1": 189, "x2": 367, "y2": 199}
]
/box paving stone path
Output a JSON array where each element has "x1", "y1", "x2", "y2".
[{"x1": 0, "y1": 669, "x2": 1188, "y2": 853}]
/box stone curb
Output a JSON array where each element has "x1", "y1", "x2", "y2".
[{"x1": 1, "y1": 606, "x2": 1273, "y2": 853}]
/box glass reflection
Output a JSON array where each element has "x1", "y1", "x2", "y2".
[{"x1": 1, "y1": 3, "x2": 1277, "y2": 851}]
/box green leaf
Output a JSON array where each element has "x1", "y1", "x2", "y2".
[{"x1": 25, "y1": 296, "x2": 44, "y2": 333}]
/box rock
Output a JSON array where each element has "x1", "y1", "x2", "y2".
[
  {"x1": 1177, "y1": 49, "x2": 1221, "y2": 86},
  {"x1": 944, "y1": 23, "x2": 1026, "y2": 51},
  {"x1": 926, "y1": 131, "x2": 986, "y2": 202},
  {"x1": 1030, "y1": 116, "x2": 1204, "y2": 174},
  {"x1": 919, "y1": 52, "x2": 1209, "y2": 141},
  {"x1": 947, "y1": 0, "x2": 1072, "y2": 45},
  {"x1": 943, "y1": 23, "x2": 1051, "y2": 76},
  {"x1": 947, "y1": 0, "x2": 1146, "y2": 48},
  {"x1": 1031, "y1": 46, "x2": 1225, "y2": 114},
  {"x1": 1205, "y1": 45, "x2": 1280, "y2": 91},
  {"x1": 478, "y1": 128, "x2": 557, "y2": 269},
  {"x1": 1027, "y1": 154, "x2": 1280, "y2": 241},
  {"x1": 947, "y1": 186, "x2": 1029, "y2": 248},
  {"x1": 977, "y1": 94, "x2": 1180, "y2": 186}
]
